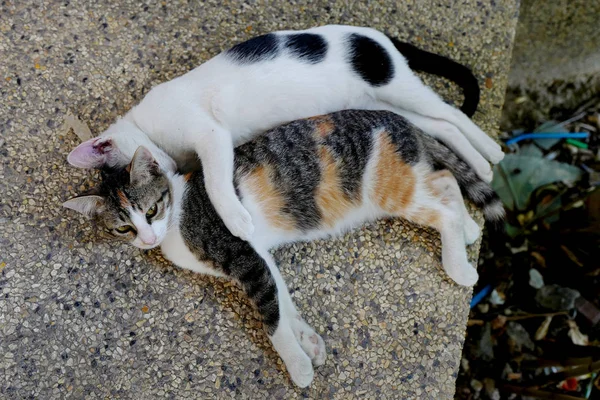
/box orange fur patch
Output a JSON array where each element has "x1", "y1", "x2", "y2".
[
  {"x1": 184, "y1": 172, "x2": 194, "y2": 182},
  {"x1": 117, "y1": 190, "x2": 130, "y2": 207},
  {"x1": 408, "y1": 170, "x2": 456, "y2": 229},
  {"x1": 309, "y1": 115, "x2": 335, "y2": 138},
  {"x1": 373, "y1": 131, "x2": 416, "y2": 213},
  {"x1": 244, "y1": 165, "x2": 296, "y2": 231},
  {"x1": 412, "y1": 210, "x2": 441, "y2": 229},
  {"x1": 315, "y1": 147, "x2": 357, "y2": 227},
  {"x1": 425, "y1": 170, "x2": 454, "y2": 206}
]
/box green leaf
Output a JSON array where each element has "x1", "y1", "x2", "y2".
[{"x1": 492, "y1": 153, "x2": 582, "y2": 212}]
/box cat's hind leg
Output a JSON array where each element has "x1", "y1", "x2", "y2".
[
  {"x1": 399, "y1": 170, "x2": 479, "y2": 286},
  {"x1": 375, "y1": 71, "x2": 504, "y2": 164},
  {"x1": 424, "y1": 163, "x2": 481, "y2": 245}
]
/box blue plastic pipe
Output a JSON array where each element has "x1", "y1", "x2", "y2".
[
  {"x1": 470, "y1": 284, "x2": 493, "y2": 308},
  {"x1": 505, "y1": 132, "x2": 589, "y2": 146}
]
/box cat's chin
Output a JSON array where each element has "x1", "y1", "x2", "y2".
[{"x1": 133, "y1": 241, "x2": 162, "y2": 250}]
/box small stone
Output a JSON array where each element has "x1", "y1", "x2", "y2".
[
  {"x1": 141, "y1": 305, "x2": 149, "y2": 313},
  {"x1": 489, "y1": 289, "x2": 505, "y2": 305},
  {"x1": 471, "y1": 323, "x2": 494, "y2": 361},
  {"x1": 535, "y1": 284, "x2": 580, "y2": 310},
  {"x1": 528, "y1": 268, "x2": 544, "y2": 289},
  {"x1": 470, "y1": 379, "x2": 483, "y2": 391},
  {"x1": 506, "y1": 322, "x2": 534, "y2": 353}
]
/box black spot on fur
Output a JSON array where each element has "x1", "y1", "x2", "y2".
[
  {"x1": 347, "y1": 34, "x2": 394, "y2": 86},
  {"x1": 285, "y1": 33, "x2": 327, "y2": 63},
  {"x1": 226, "y1": 34, "x2": 279, "y2": 63}
]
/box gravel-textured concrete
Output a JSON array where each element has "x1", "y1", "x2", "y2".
[{"x1": 0, "y1": 1, "x2": 518, "y2": 398}]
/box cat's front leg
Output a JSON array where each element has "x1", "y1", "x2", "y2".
[
  {"x1": 230, "y1": 247, "x2": 314, "y2": 387},
  {"x1": 255, "y1": 249, "x2": 327, "y2": 367},
  {"x1": 192, "y1": 127, "x2": 254, "y2": 240}
]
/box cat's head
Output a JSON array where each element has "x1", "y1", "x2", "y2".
[{"x1": 64, "y1": 146, "x2": 173, "y2": 250}]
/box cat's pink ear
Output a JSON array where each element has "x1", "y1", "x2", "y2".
[{"x1": 67, "y1": 137, "x2": 115, "y2": 169}]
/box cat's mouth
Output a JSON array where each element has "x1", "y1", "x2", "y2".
[
  {"x1": 133, "y1": 237, "x2": 163, "y2": 250},
  {"x1": 137, "y1": 242, "x2": 160, "y2": 250}
]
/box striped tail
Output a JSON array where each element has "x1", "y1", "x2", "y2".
[{"x1": 421, "y1": 134, "x2": 505, "y2": 222}]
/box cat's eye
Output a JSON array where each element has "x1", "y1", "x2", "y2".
[
  {"x1": 146, "y1": 203, "x2": 158, "y2": 218},
  {"x1": 115, "y1": 225, "x2": 133, "y2": 234}
]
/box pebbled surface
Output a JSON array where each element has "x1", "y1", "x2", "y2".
[{"x1": 0, "y1": 0, "x2": 519, "y2": 399}]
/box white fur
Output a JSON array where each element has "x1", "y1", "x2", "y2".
[{"x1": 75, "y1": 25, "x2": 503, "y2": 241}]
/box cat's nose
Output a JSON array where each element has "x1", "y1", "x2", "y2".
[{"x1": 139, "y1": 230, "x2": 157, "y2": 245}]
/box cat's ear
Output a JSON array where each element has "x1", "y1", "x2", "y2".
[
  {"x1": 129, "y1": 146, "x2": 160, "y2": 186},
  {"x1": 63, "y1": 195, "x2": 105, "y2": 217},
  {"x1": 67, "y1": 137, "x2": 120, "y2": 169}
]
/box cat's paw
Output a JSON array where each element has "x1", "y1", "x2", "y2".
[
  {"x1": 292, "y1": 317, "x2": 326, "y2": 367},
  {"x1": 478, "y1": 167, "x2": 494, "y2": 184},
  {"x1": 448, "y1": 264, "x2": 479, "y2": 287},
  {"x1": 463, "y1": 218, "x2": 481, "y2": 245},
  {"x1": 285, "y1": 352, "x2": 314, "y2": 388},
  {"x1": 467, "y1": 153, "x2": 493, "y2": 183},
  {"x1": 222, "y1": 203, "x2": 254, "y2": 240},
  {"x1": 484, "y1": 143, "x2": 505, "y2": 165}
]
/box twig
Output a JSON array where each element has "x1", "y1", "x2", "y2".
[
  {"x1": 522, "y1": 357, "x2": 595, "y2": 369},
  {"x1": 537, "y1": 342, "x2": 600, "y2": 360},
  {"x1": 505, "y1": 312, "x2": 568, "y2": 321},
  {"x1": 525, "y1": 360, "x2": 600, "y2": 387},
  {"x1": 520, "y1": 187, "x2": 599, "y2": 234},
  {"x1": 501, "y1": 384, "x2": 584, "y2": 400},
  {"x1": 469, "y1": 311, "x2": 568, "y2": 326}
]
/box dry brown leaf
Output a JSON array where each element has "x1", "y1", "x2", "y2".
[
  {"x1": 491, "y1": 315, "x2": 507, "y2": 330},
  {"x1": 63, "y1": 110, "x2": 93, "y2": 142},
  {"x1": 534, "y1": 316, "x2": 552, "y2": 340},
  {"x1": 507, "y1": 372, "x2": 522, "y2": 381},
  {"x1": 530, "y1": 251, "x2": 546, "y2": 268},
  {"x1": 567, "y1": 320, "x2": 589, "y2": 345}
]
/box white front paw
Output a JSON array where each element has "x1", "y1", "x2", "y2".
[
  {"x1": 478, "y1": 167, "x2": 494, "y2": 184},
  {"x1": 486, "y1": 145, "x2": 505, "y2": 165},
  {"x1": 222, "y1": 203, "x2": 254, "y2": 240}
]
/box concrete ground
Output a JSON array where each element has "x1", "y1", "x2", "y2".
[{"x1": 0, "y1": 1, "x2": 518, "y2": 399}]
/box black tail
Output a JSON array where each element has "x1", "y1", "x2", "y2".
[
  {"x1": 387, "y1": 36, "x2": 480, "y2": 117},
  {"x1": 420, "y1": 134, "x2": 505, "y2": 222}
]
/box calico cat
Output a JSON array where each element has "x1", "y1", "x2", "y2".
[
  {"x1": 66, "y1": 25, "x2": 504, "y2": 244},
  {"x1": 64, "y1": 110, "x2": 503, "y2": 387}
]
